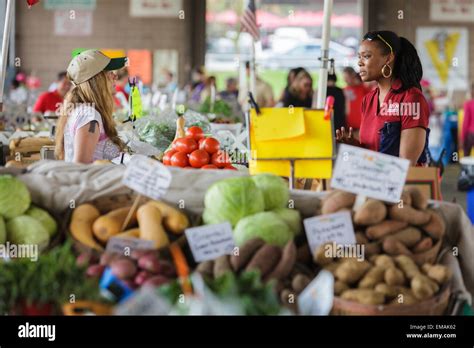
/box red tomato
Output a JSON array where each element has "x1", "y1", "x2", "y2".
[
  {"x1": 162, "y1": 150, "x2": 177, "y2": 165},
  {"x1": 200, "y1": 137, "x2": 220, "y2": 154},
  {"x1": 224, "y1": 165, "x2": 238, "y2": 170},
  {"x1": 201, "y1": 164, "x2": 218, "y2": 170},
  {"x1": 173, "y1": 137, "x2": 198, "y2": 154},
  {"x1": 211, "y1": 151, "x2": 231, "y2": 168},
  {"x1": 170, "y1": 152, "x2": 189, "y2": 167},
  {"x1": 198, "y1": 137, "x2": 207, "y2": 147},
  {"x1": 185, "y1": 126, "x2": 205, "y2": 141},
  {"x1": 189, "y1": 149, "x2": 210, "y2": 168}
]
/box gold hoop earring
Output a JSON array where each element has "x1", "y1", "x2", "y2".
[{"x1": 382, "y1": 64, "x2": 392, "y2": 78}]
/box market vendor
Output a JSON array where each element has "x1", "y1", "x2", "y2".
[
  {"x1": 336, "y1": 31, "x2": 430, "y2": 166},
  {"x1": 55, "y1": 50, "x2": 126, "y2": 163}
]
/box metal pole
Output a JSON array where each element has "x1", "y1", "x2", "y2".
[
  {"x1": 0, "y1": 0, "x2": 14, "y2": 112},
  {"x1": 316, "y1": 0, "x2": 333, "y2": 109},
  {"x1": 249, "y1": 39, "x2": 256, "y2": 99}
]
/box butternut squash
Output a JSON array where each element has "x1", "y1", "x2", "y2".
[
  {"x1": 149, "y1": 200, "x2": 189, "y2": 235},
  {"x1": 137, "y1": 203, "x2": 169, "y2": 249},
  {"x1": 92, "y1": 207, "x2": 138, "y2": 244},
  {"x1": 70, "y1": 204, "x2": 103, "y2": 250},
  {"x1": 115, "y1": 228, "x2": 140, "y2": 239}
]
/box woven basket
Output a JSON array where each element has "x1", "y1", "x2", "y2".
[{"x1": 331, "y1": 283, "x2": 451, "y2": 316}]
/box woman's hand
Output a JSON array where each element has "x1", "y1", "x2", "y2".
[{"x1": 335, "y1": 127, "x2": 360, "y2": 146}]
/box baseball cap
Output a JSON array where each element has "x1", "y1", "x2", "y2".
[{"x1": 67, "y1": 49, "x2": 127, "y2": 85}]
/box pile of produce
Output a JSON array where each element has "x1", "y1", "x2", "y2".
[
  {"x1": 202, "y1": 174, "x2": 301, "y2": 247},
  {"x1": 70, "y1": 200, "x2": 189, "y2": 251},
  {"x1": 162, "y1": 126, "x2": 236, "y2": 170},
  {"x1": 0, "y1": 175, "x2": 57, "y2": 252}
]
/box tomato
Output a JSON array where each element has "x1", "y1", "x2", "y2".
[
  {"x1": 200, "y1": 137, "x2": 220, "y2": 154},
  {"x1": 162, "y1": 149, "x2": 177, "y2": 165},
  {"x1": 185, "y1": 126, "x2": 205, "y2": 141},
  {"x1": 201, "y1": 164, "x2": 218, "y2": 170},
  {"x1": 211, "y1": 151, "x2": 231, "y2": 168},
  {"x1": 173, "y1": 137, "x2": 198, "y2": 154},
  {"x1": 189, "y1": 149, "x2": 210, "y2": 168},
  {"x1": 198, "y1": 137, "x2": 207, "y2": 147},
  {"x1": 224, "y1": 165, "x2": 238, "y2": 170},
  {"x1": 170, "y1": 152, "x2": 189, "y2": 167}
]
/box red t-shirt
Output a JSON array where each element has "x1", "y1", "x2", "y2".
[
  {"x1": 33, "y1": 91, "x2": 63, "y2": 114},
  {"x1": 359, "y1": 80, "x2": 429, "y2": 152},
  {"x1": 344, "y1": 84, "x2": 369, "y2": 130},
  {"x1": 115, "y1": 86, "x2": 129, "y2": 100}
]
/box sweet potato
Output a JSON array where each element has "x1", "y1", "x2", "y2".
[
  {"x1": 384, "y1": 267, "x2": 405, "y2": 286},
  {"x1": 334, "y1": 259, "x2": 371, "y2": 285},
  {"x1": 373, "y1": 255, "x2": 395, "y2": 269},
  {"x1": 245, "y1": 244, "x2": 282, "y2": 277},
  {"x1": 353, "y1": 199, "x2": 387, "y2": 226},
  {"x1": 213, "y1": 255, "x2": 232, "y2": 278},
  {"x1": 421, "y1": 264, "x2": 452, "y2": 285},
  {"x1": 291, "y1": 274, "x2": 312, "y2": 294},
  {"x1": 364, "y1": 242, "x2": 382, "y2": 258},
  {"x1": 382, "y1": 237, "x2": 413, "y2": 256},
  {"x1": 406, "y1": 186, "x2": 428, "y2": 210},
  {"x1": 340, "y1": 289, "x2": 385, "y2": 305},
  {"x1": 334, "y1": 280, "x2": 349, "y2": 296},
  {"x1": 400, "y1": 189, "x2": 412, "y2": 207},
  {"x1": 321, "y1": 191, "x2": 356, "y2": 215},
  {"x1": 412, "y1": 237, "x2": 433, "y2": 254},
  {"x1": 384, "y1": 227, "x2": 422, "y2": 248},
  {"x1": 265, "y1": 240, "x2": 297, "y2": 281},
  {"x1": 230, "y1": 238, "x2": 265, "y2": 271},
  {"x1": 358, "y1": 266, "x2": 385, "y2": 289},
  {"x1": 388, "y1": 204, "x2": 431, "y2": 226},
  {"x1": 366, "y1": 220, "x2": 408, "y2": 240},
  {"x1": 421, "y1": 210, "x2": 446, "y2": 240},
  {"x1": 395, "y1": 255, "x2": 420, "y2": 279}
]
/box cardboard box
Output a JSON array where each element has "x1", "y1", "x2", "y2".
[{"x1": 405, "y1": 167, "x2": 442, "y2": 201}]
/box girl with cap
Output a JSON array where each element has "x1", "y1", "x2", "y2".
[
  {"x1": 336, "y1": 31, "x2": 430, "y2": 166},
  {"x1": 55, "y1": 50, "x2": 127, "y2": 163}
]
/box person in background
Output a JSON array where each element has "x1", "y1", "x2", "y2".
[
  {"x1": 9, "y1": 78, "x2": 28, "y2": 105},
  {"x1": 343, "y1": 66, "x2": 368, "y2": 136},
  {"x1": 33, "y1": 71, "x2": 71, "y2": 114},
  {"x1": 219, "y1": 77, "x2": 242, "y2": 121},
  {"x1": 201, "y1": 76, "x2": 217, "y2": 102},
  {"x1": 114, "y1": 68, "x2": 129, "y2": 109},
  {"x1": 462, "y1": 82, "x2": 474, "y2": 157},
  {"x1": 190, "y1": 67, "x2": 207, "y2": 102},
  {"x1": 163, "y1": 69, "x2": 177, "y2": 94},
  {"x1": 239, "y1": 61, "x2": 275, "y2": 108},
  {"x1": 279, "y1": 67, "x2": 305, "y2": 103},
  {"x1": 327, "y1": 73, "x2": 346, "y2": 132},
  {"x1": 281, "y1": 69, "x2": 313, "y2": 108}
]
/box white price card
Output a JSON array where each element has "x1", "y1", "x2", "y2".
[
  {"x1": 298, "y1": 270, "x2": 334, "y2": 316},
  {"x1": 115, "y1": 286, "x2": 171, "y2": 316},
  {"x1": 331, "y1": 144, "x2": 410, "y2": 203},
  {"x1": 304, "y1": 211, "x2": 356, "y2": 255},
  {"x1": 185, "y1": 222, "x2": 235, "y2": 263},
  {"x1": 106, "y1": 237, "x2": 155, "y2": 254},
  {"x1": 122, "y1": 155, "x2": 172, "y2": 200}
]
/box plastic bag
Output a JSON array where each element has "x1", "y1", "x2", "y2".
[{"x1": 134, "y1": 110, "x2": 177, "y2": 154}]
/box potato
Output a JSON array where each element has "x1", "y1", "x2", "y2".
[
  {"x1": 323, "y1": 261, "x2": 340, "y2": 275},
  {"x1": 291, "y1": 274, "x2": 312, "y2": 294},
  {"x1": 411, "y1": 274, "x2": 436, "y2": 300},
  {"x1": 230, "y1": 238, "x2": 265, "y2": 271},
  {"x1": 134, "y1": 270, "x2": 153, "y2": 286},
  {"x1": 384, "y1": 267, "x2": 405, "y2": 286},
  {"x1": 280, "y1": 288, "x2": 296, "y2": 305},
  {"x1": 388, "y1": 204, "x2": 431, "y2": 226},
  {"x1": 382, "y1": 237, "x2": 413, "y2": 256},
  {"x1": 100, "y1": 252, "x2": 120, "y2": 266},
  {"x1": 196, "y1": 260, "x2": 214, "y2": 278},
  {"x1": 374, "y1": 283, "x2": 399, "y2": 300},
  {"x1": 421, "y1": 210, "x2": 446, "y2": 240},
  {"x1": 366, "y1": 220, "x2": 408, "y2": 240},
  {"x1": 321, "y1": 191, "x2": 356, "y2": 215},
  {"x1": 214, "y1": 255, "x2": 232, "y2": 278},
  {"x1": 334, "y1": 280, "x2": 349, "y2": 295},
  {"x1": 341, "y1": 289, "x2": 385, "y2": 305},
  {"x1": 314, "y1": 242, "x2": 334, "y2": 266},
  {"x1": 412, "y1": 237, "x2": 433, "y2": 254},
  {"x1": 353, "y1": 199, "x2": 387, "y2": 226},
  {"x1": 406, "y1": 186, "x2": 428, "y2": 210},
  {"x1": 245, "y1": 244, "x2": 282, "y2": 277},
  {"x1": 265, "y1": 240, "x2": 297, "y2": 281},
  {"x1": 400, "y1": 189, "x2": 412, "y2": 207},
  {"x1": 355, "y1": 232, "x2": 369, "y2": 244},
  {"x1": 334, "y1": 259, "x2": 371, "y2": 285},
  {"x1": 421, "y1": 264, "x2": 452, "y2": 285},
  {"x1": 389, "y1": 287, "x2": 418, "y2": 305},
  {"x1": 373, "y1": 255, "x2": 395, "y2": 269},
  {"x1": 384, "y1": 227, "x2": 422, "y2": 248},
  {"x1": 86, "y1": 264, "x2": 106, "y2": 278},
  {"x1": 364, "y1": 242, "x2": 382, "y2": 258},
  {"x1": 358, "y1": 266, "x2": 385, "y2": 289},
  {"x1": 395, "y1": 255, "x2": 420, "y2": 279},
  {"x1": 296, "y1": 243, "x2": 312, "y2": 264},
  {"x1": 138, "y1": 253, "x2": 162, "y2": 273},
  {"x1": 110, "y1": 258, "x2": 138, "y2": 279}
]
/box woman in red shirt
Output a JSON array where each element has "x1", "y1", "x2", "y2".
[{"x1": 336, "y1": 31, "x2": 430, "y2": 166}]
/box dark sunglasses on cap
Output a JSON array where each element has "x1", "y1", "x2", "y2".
[{"x1": 363, "y1": 32, "x2": 393, "y2": 55}]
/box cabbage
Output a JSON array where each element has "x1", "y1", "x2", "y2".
[
  {"x1": 273, "y1": 208, "x2": 302, "y2": 236},
  {"x1": 6, "y1": 215, "x2": 50, "y2": 251},
  {"x1": 26, "y1": 206, "x2": 57, "y2": 237},
  {"x1": 0, "y1": 175, "x2": 31, "y2": 219},
  {"x1": 0, "y1": 216, "x2": 5, "y2": 244},
  {"x1": 251, "y1": 174, "x2": 289, "y2": 211},
  {"x1": 203, "y1": 177, "x2": 265, "y2": 227},
  {"x1": 233, "y1": 212, "x2": 292, "y2": 247}
]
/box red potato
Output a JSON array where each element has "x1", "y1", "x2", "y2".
[
  {"x1": 134, "y1": 270, "x2": 153, "y2": 286},
  {"x1": 110, "y1": 258, "x2": 138, "y2": 279},
  {"x1": 157, "y1": 260, "x2": 176, "y2": 277},
  {"x1": 100, "y1": 252, "x2": 121, "y2": 266},
  {"x1": 138, "y1": 253, "x2": 162, "y2": 273},
  {"x1": 143, "y1": 275, "x2": 170, "y2": 287},
  {"x1": 130, "y1": 249, "x2": 156, "y2": 260},
  {"x1": 86, "y1": 264, "x2": 106, "y2": 278}
]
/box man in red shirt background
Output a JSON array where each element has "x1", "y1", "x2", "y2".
[
  {"x1": 33, "y1": 71, "x2": 71, "y2": 114},
  {"x1": 343, "y1": 67, "x2": 370, "y2": 137}
]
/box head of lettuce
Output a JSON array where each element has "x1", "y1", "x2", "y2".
[{"x1": 0, "y1": 175, "x2": 31, "y2": 220}]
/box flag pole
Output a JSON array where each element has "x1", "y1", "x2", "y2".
[
  {"x1": 0, "y1": 0, "x2": 14, "y2": 112},
  {"x1": 316, "y1": 0, "x2": 333, "y2": 109}
]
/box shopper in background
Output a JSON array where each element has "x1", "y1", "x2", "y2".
[
  {"x1": 327, "y1": 73, "x2": 346, "y2": 132},
  {"x1": 200, "y1": 76, "x2": 217, "y2": 102},
  {"x1": 114, "y1": 68, "x2": 129, "y2": 109},
  {"x1": 163, "y1": 69, "x2": 177, "y2": 94},
  {"x1": 55, "y1": 50, "x2": 126, "y2": 163},
  {"x1": 33, "y1": 71, "x2": 71, "y2": 114},
  {"x1": 343, "y1": 66, "x2": 368, "y2": 136},
  {"x1": 281, "y1": 69, "x2": 313, "y2": 108},
  {"x1": 239, "y1": 61, "x2": 275, "y2": 108},
  {"x1": 190, "y1": 67, "x2": 207, "y2": 102},
  {"x1": 279, "y1": 67, "x2": 305, "y2": 103},
  {"x1": 9, "y1": 78, "x2": 28, "y2": 105},
  {"x1": 462, "y1": 82, "x2": 474, "y2": 157},
  {"x1": 219, "y1": 77, "x2": 242, "y2": 121}
]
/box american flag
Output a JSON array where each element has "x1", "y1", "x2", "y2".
[{"x1": 241, "y1": 0, "x2": 260, "y2": 42}]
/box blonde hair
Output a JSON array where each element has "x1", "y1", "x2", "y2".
[
  {"x1": 55, "y1": 71, "x2": 124, "y2": 160},
  {"x1": 289, "y1": 70, "x2": 313, "y2": 99}
]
